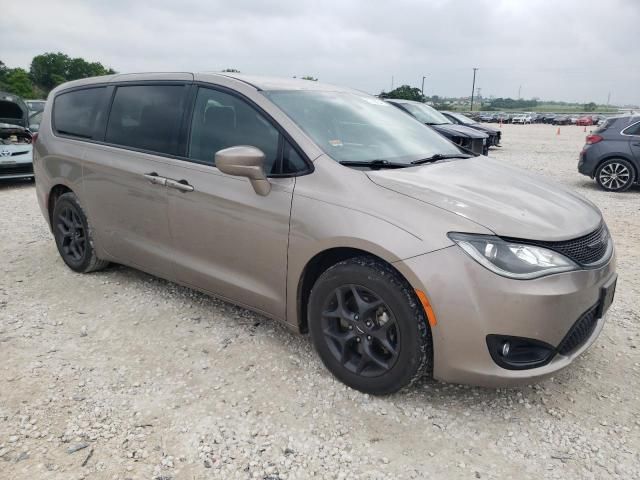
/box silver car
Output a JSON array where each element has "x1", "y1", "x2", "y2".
[
  {"x1": 34, "y1": 73, "x2": 616, "y2": 394},
  {"x1": 0, "y1": 123, "x2": 33, "y2": 180}
]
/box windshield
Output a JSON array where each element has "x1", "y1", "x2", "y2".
[
  {"x1": 264, "y1": 91, "x2": 462, "y2": 164},
  {"x1": 27, "y1": 101, "x2": 45, "y2": 113},
  {"x1": 393, "y1": 102, "x2": 451, "y2": 125},
  {"x1": 449, "y1": 112, "x2": 475, "y2": 125}
]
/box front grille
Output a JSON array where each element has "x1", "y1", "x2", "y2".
[
  {"x1": 0, "y1": 163, "x2": 33, "y2": 176},
  {"x1": 557, "y1": 304, "x2": 599, "y2": 355},
  {"x1": 505, "y1": 224, "x2": 610, "y2": 266}
]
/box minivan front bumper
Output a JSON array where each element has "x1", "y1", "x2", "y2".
[{"x1": 395, "y1": 245, "x2": 616, "y2": 387}]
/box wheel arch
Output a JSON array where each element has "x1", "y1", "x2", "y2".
[
  {"x1": 48, "y1": 184, "x2": 74, "y2": 226},
  {"x1": 295, "y1": 246, "x2": 412, "y2": 334}
]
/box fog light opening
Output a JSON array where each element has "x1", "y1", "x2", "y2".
[{"x1": 486, "y1": 335, "x2": 555, "y2": 370}]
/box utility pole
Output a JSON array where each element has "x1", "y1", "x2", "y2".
[
  {"x1": 476, "y1": 88, "x2": 482, "y2": 107},
  {"x1": 607, "y1": 91, "x2": 611, "y2": 105},
  {"x1": 470, "y1": 68, "x2": 478, "y2": 111},
  {"x1": 518, "y1": 85, "x2": 522, "y2": 99},
  {"x1": 421, "y1": 75, "x2": 427, "y2": 99},
  {"x1": 391, "y1": 76, "x2": 394, "y2": 90}
]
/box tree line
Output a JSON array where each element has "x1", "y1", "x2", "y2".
[{"x1": 0, "y1": 52, "x2": 116, "y2": 99}]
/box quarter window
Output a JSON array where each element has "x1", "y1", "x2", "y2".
[
  {"x1": 189, "y1": 88, "x2": 280, "y2": 173},
  {"x1": 623, "y1": 121, "x2": 640, "y2": 136},
  {"x1": 105, "y1": 85, "x2": 187, "y2": 155},
  {"x1": 53, "y1": 87, "x2": 107, "y2": 139}
]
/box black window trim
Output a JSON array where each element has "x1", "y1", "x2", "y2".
[{"x1": 51, "y1": 80, "x2": 314, "y2": 178}]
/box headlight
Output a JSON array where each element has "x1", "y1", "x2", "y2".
[{"x1": 448, "y1": 233, "x2": 578, "y2": 279}]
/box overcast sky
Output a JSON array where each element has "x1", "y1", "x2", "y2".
[{"x1": 2, "y1": 0, "x2": 639, "y2": 105}]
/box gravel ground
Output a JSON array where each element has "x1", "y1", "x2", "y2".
[{"x1": 1, "y1": 123, "x2": 639, "y2": 480}]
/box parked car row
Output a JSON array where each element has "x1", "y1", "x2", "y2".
[
  {"x1": 472, "y1": 112, "x2": 607, "y2": 126},
  {"x1": 386, "y1": 99, "x2": 490, "y2": 155}
]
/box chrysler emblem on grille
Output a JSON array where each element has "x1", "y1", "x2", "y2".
[{"x1": 0, "y1": 149, "x2": 10, "y2": 157}]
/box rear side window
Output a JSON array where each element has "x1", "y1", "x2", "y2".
[
  {"x1": 623, "y1": 120, "x2": 640, "y2": 136},
  {"x1": 54, "y1": 87, "x2": 107, "y2": 139},
  {"x1": 105, "y1": 85, "x2": 187, "y2": 155}
]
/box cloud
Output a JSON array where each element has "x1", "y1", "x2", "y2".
[{"x1": 1, "y1": 0, "x2": 638, "y2": 104}]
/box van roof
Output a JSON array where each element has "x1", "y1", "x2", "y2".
[{"x1": 53, "y1": 72, "x2": 361, "y2": 94}]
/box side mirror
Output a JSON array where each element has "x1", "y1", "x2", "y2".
[{"x1": 215, "y1": 146, "x2": 271, "y2": 196}]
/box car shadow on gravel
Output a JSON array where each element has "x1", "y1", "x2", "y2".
[
  {"x1": 573, "y1": 178, "x2": 640, "y2": 193},
  {"x1": 0, "y1": 178, "x2": 35, "y2": 191}
]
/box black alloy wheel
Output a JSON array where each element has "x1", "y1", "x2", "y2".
[
  {"x1": 320, "y1": 284, "x2": 400, "y2": 377},
  {"x1": 56, "y1": 205, "x2": 87, "y2": 263},
  {"x1": 52, "y1": 192, "x2": 109, "y2": 273},
  {"x1": 309, "y1": 256, "x2": 432, "y2": 395}
]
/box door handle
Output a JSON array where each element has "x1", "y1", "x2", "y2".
[
  {"x1": 166, "y1": 178, "x2": 194, "y2": 192},
  {"x1": 143, "y1": 172, "x2": 167, "y2": 186}
]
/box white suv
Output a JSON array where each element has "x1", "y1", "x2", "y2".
[{"x1": 512, "y1": 113, "x2": 533, "y2": 124}]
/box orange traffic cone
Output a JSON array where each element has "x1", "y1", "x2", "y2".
[{"x1": 556, "y1": 127, "x2": 561, "y2": 135}]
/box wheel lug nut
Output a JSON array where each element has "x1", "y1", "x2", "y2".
[
  {"x1": 367, "y1": 335, "x2": 372, "y2": 341},
  {"x1": 356, "y1": 337, "x2": 361, "y2": 343},
  {"x1": 348, "y1": 325, "x2": 353, "y2": 330},
  {"x1": 354, "y1": 315, "x2": 359, "y2": 321}
]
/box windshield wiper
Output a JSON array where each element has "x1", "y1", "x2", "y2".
[
  {"x1": 410, "y1": 153, "x2": 473, "y2": 165},
  {"x1": 339, "y1": 159, "x2": 408, "y2": 169}
]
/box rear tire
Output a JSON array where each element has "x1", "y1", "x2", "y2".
[
  {"x1": 52, "y1": 192, "x2": 109, "y2": 273},
  {"x1": 595, "y1": 158, "x2": 635, "y2": 192},
  {"x1": 308, "y1": 256, "x2": 432, "y2": 395}
]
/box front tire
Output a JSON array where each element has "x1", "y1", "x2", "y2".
[
  {"x1": 308, "y1": 256, "x2": 432, "y2": 395},
  {"x1": 52, "y1": 192, "x2": 109, "y2": 273},
  {"x1": 595, "y1": 158, "x2": 635, "y2": 192}
]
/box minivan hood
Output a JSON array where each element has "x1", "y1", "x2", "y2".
[
  {"x1": 431, "y1": 124, "x2": 487, "y2": 139},
  {"x1": 367, "y1": 157, "x2": 602, "y2": 241}
]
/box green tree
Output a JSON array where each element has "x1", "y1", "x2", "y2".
[
  {"x1": 2, "y1": 68, "x2": 34, "y2": 98},
  {"x1": 221, "y1": 68, "x2": 241, "y2": 73},
  {"x1": 301, "y1": 75, "x2": 318, "y2": 81},
  {"x1": 583, "y1": 102, "x2": 597, "y2": 112},
  {"x1": 0, "y1": 60, "x2": 8, "y2": 82},
  {"x1": 379, "y1": 85, "x2": 425, "y2": 102},
  {"x1": 30, "y1": 52, "x2": 115, "y2": 93}
]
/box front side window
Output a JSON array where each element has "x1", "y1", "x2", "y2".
[
  {"x1": 105, "y1": 85, "x2": 187, "y2": 155},
  {"x1": 54, "y1": 87, "x2": 107, "y2": 139},
  {"x1": 189, "y1": 88, "x2": 280, "y2": 173},
  {"x1": 264, "y1": 91, "x2": 461, "y2": 164}
]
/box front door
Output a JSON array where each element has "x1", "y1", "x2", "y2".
[{"x1": 163, "y1": 87, "x2": 294, "y2": 319}]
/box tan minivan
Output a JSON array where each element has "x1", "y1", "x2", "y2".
[{"x1": 34, "y1": 73, "x2": 616, "y2": 394}]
